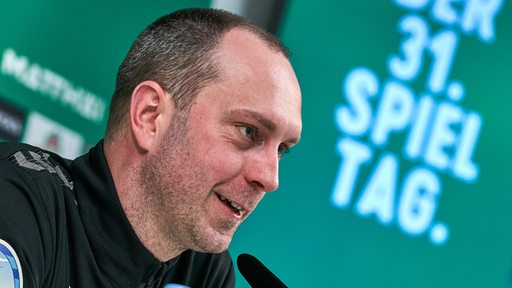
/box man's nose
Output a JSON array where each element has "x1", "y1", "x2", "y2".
[{"x1": 245, "y1": 148, "x2": 279, "y2": 193}]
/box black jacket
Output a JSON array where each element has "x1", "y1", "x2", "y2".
[{"x1": 0, "y1": 141, "x2": 235, "y2": 288}]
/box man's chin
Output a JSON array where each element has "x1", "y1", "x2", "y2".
[
  {"x1": 194, "y1": 231, "x2": 234, "y2": 254},
  {"x1": 193, "y1": 243, "x2": 230, "y2": 254}
]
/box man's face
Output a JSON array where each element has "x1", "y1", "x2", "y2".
[{"x1": 142, "y1": 28, "x2": 302, "y2": 253}]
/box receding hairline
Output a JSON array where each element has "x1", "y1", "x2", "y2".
[{"x1": 104, "y1": 9, "x2": 290, "y2": 143}]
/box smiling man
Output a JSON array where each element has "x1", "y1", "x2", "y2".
[{"x1": 0, "y1": 7, "x2": 301, "y2": 288}]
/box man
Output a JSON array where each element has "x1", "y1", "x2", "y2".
[{"x1": 0, "y1": 7, "x2": 302, "y2": 288}]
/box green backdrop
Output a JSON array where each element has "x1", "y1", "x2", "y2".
[
  {"x1": 230, "y1": 1, "x2": 512, "y2": 287},
  {"x1": 1, "y1": 1, "x2": 511, "y2": 287}
]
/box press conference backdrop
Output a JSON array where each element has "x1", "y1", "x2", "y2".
[{"x1": 1, "y1": 1, "x2": 511, "y2": 287}]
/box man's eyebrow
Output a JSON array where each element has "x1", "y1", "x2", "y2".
[
  {"x1": 227, "y1": 109, "x2": 300, "y2": 144},
  {"x1": 228, "y1": 109, "x2": 276, "y2": 131}
]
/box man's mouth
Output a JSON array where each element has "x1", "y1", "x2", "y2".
[{"x1": 217, "y1": 193, "x2": 244, "y2": 216}]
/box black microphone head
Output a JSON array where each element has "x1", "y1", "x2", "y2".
[{"x1": 237, "y1": 253, "x2": 287, "y2": 288}]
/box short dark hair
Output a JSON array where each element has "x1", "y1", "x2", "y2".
[{"x1": 105, "y1": 8, "x2": 289, "y2": 141}]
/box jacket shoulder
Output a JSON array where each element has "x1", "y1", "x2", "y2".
[
  {"x1": 0, "y1": 142, "x2": 73, "y2": 188},
  {"x1": 0, "y1": 142, "x2": 37, "y2": 158}
]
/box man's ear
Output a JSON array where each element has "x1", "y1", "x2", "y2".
[{"x1": 129, "y1": 80, "x2": 174, "y2": 152}]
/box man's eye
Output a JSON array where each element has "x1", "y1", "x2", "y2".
[{"x1": 239, "y1": 126, "x2": 257, "y2": 140}]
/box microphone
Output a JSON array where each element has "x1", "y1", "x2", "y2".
[{"x1": 237, "y1": 253, "x2": 288, "y2": 288}]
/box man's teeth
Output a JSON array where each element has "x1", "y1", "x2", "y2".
[
  {"x1": 231, "y1": 201, "x2": 242, "y2": 210},
  {"x1": 218, "y1": 195, "x2": 242, "y2": 211}
]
